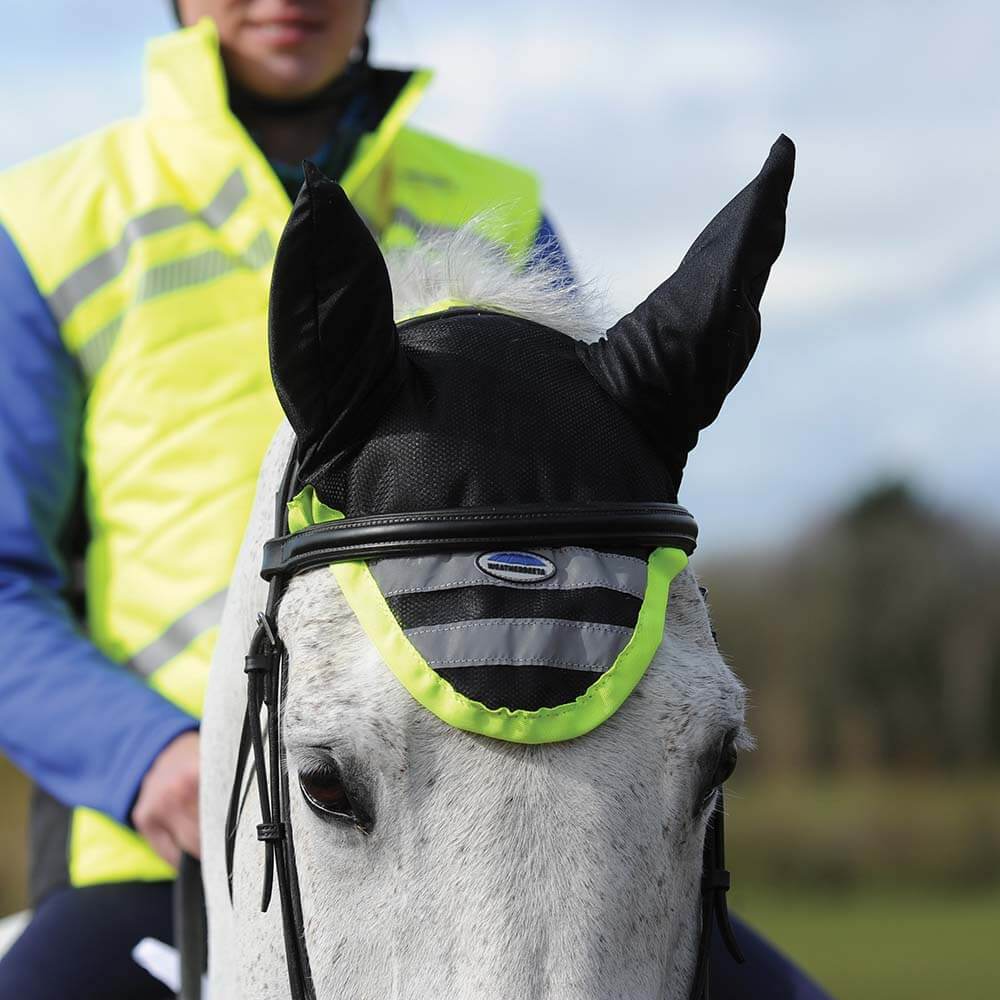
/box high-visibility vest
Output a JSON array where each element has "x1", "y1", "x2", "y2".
[{"x1": 0, "y1": 18, "x2": 541, "y2": 888}]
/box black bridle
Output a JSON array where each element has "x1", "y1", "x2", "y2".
[{"x1": 182, "y1": 454, "x2": 743, "y2": 1000}]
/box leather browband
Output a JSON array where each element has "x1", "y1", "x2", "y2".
[{"x1": 260, "y1": 503, "x2": 698, "y2": 581}]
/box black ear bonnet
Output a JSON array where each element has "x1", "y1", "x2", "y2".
[{"x1": 267, "y1": 142, "x2": 794, "y2": 718}]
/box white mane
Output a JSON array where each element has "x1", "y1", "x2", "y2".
[{"x1": 386, "y1": 224, "x2": 606, "y2": 342}]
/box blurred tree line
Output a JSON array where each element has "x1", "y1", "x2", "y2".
[
  {"x1": 702, "y1": 479, "x2": 1000, "y2": 774},
  {"x1": 3, "y1": 478, "x2": 998, "y2": 914}
]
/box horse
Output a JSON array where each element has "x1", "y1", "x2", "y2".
[{"x1": 200, "y1": 136, "x2": 794, "y2": 1000}]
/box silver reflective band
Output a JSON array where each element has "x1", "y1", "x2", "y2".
[
  {"x1": 77, "y1": 314, "x2": 124, "y2": 379},
  {"x1": 135, "y1": 230, "x2": 272, "y2": 302},
  {"x1": 47, "y1": 169, "x2": 250, "y2": 323},
  {"x1": 404, "y1": 617, "x2": 634, "y2": 672},
  {"x1": 390, "y1": 205, "x2": 455, "y2": 241},
  {"x1": 75, "y1": 228, "x2": 274, "y2": 379},
  {"x1": 199, "y1": 169, "x2": 250, "y2": 229},
  {"x1": 126, "y1": 588, "x2": 228, "y2": 677},
  {"x1": 371, "y1": 547, "x2": 648, "y2": 601}
]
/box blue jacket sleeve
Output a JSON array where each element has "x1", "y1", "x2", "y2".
[
  {"x1": 530, "y1": 212, "x2": 576, "y2": 287},
  {"x1": 0, "y1": 224, "x2": 198, "y2": 825}
]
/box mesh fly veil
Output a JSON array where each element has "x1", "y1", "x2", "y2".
[{"x1": 268, "y1": 143, "x2": 793, "y2": 743}]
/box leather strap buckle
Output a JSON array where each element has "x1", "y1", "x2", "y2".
[
  {"x1": 701, "y1": 868, "x2": 732, "y2": 893},
  {"x1": 245, "y1": 651, "x2": 278, "y2": 674},
  {"x1": 257, "y1": 822, "x2": 285, "y2": 843}
]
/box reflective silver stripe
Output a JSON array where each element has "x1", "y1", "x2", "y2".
[
  {"x1": 77, "y1": 314, "x2": 124, "y2": 379},
  {"x1": 198, "y1": 169, "x2": 249, "y2": 229},
  {"x1": 371, "y1": 547, "x2": 647, "y2": 601},
  {"x1": 47, "y1": 169, "x2": 249, "y2": 323},
  {"x1": 126, "y1": 588, "x2": 228, "y2": 677},
  {"x1": 404, "y1": 617, "x2": 634, "y2": 672},
  {"x1": 389, "y1": 206, "x2": 455, "y2": 241},
  {"x1": 136, "y1": 248, "x2": 238, "y2": 302},
  {"x1": 48, "y1": 206, "x2": 187, "y2": 323},
  {"x1": 243, "y1": 228, "x2": 275, "y2": 269},
  {"x1": 74, "y1": 228, "x2": 274, "y2": 379},
  {"x1": 399, "y1": 168, "x2": 455, "y2": 190},
  {"x1": 132, "y1": 228, "x2": 272, "y2": 305}
]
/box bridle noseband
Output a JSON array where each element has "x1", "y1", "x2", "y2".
[{"x1": 193, "y1": 455, "x2": 743, "y2": 1000}]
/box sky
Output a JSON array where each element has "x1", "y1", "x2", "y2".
[{"x1": 2, "y1": 1, "x2": 998, "y2": 552}]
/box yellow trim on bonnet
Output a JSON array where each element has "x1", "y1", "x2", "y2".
[
  {"x1": 287, "y1": 485, "x2": 345, "y2": 533},
  {"x1": 331, "y1": 547, "x2": 685, "y2": 744},
  {"x1": 287, "y1": 487, "x2": 687, "y2": 744},
  {"x1": 399, "y1": 298, "x2": 470, "y2": 322}
]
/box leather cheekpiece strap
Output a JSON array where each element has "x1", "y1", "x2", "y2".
[{"x1": 261, "y1": 503, "x2": 698, "y2": 580}]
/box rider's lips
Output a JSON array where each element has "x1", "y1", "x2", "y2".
[{"x1": 246, "y1": 13, "x2": 326, "y2": 49}]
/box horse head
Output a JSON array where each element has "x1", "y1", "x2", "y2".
[{"x1": 203, "y1": 136, "x2": 794, "y2": 1000}]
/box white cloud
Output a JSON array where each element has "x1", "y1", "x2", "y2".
[{"x1": 3, "y1": 0, "x2": 998, "y2": 548}]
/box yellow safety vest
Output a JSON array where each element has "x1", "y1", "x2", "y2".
[{"x1": 0, "y1": 19, "x2": 541, "y2": 887}]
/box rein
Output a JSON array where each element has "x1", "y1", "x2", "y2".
[{"x1": 180, "y1": 453, "x2": 743, "y2": 999}]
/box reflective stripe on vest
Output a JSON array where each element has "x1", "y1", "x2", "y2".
[{"x1": 0, "y1": 17, "x2": 541, "y2": 887}]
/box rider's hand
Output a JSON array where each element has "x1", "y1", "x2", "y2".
[{"x1": 132, "y1": 729, "x2": 201, "y2": 866}]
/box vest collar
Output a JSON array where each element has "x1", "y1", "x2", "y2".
[
  {"x1": 142, "y1": 18, "x2": 432, "y2": 141},
  {"x1": 144, "y1": 18, "x2": 231, "y2": 120},
  {"x1": 141, "y1": 19, "x2": 434, "y2": 224}
]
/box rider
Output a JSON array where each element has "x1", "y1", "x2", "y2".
[
  {"x1": 0, "y1": 3, "x2": 566, "y2": 997},
  {"x1": 0, "y1": 2, "x2": 827, "y2": 998}
]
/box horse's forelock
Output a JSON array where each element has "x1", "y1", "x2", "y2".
[{"x1": 385, "y1": 222, "x2": 606, "y2": 343}]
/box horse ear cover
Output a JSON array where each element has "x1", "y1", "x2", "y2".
[
  {"x1": 268, "y1": 161, "x2": 408, "y2": 475},
  {"x1": 579, "y1": 134, "x2": 795, "y2": 490},
  {"x1": 259, "y1": 147, "x2": 795, "y2": 744}
]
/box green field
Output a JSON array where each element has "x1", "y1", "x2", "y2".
[
  {"x1": 722, "y1": 772, "x2": 1000, "y2": 998},
  {"x1": 729, "y1": 886, "x2": 1000, "y2": 999}
]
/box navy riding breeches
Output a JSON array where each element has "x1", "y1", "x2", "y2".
[
  {"x1": 0, "y1": 881, "x2": 831, "y2": 999},
  {"x1": 711, "y1": 913, "x2": 832, "y2": 998},
  {"x1": 0, "y1": 882, "x2": 174, "y2": 1000}
]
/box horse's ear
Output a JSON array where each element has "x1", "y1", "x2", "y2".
[
  {"x1": 268, "y1": 161, "x2": 406, "y2": 471},
  {"x1": 579, "y1": 135, "x2": 794, "y2": 491}
]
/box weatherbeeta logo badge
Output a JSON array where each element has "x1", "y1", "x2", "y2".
[{"x1": 476, "y1": 551, "x2": 557, "y2": 584}]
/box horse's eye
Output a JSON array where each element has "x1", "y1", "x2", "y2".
[
  {"x1": 298, "y1": 763, "x2": 372, "y2": 832},
  {"x1": 299, "y1": 765, "x2": 351, "y2": 816},
  {"x1": 712, "y1": 738, "x2": 738, "y2": 788},
  {"x1": 695, "y1": 734, "x2": 738, "y2": 814}
]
